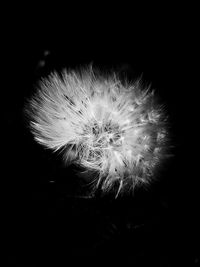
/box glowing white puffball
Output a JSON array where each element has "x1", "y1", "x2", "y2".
[{"x1": 26, "y1": 66, "x2": 169, "y2": 197}]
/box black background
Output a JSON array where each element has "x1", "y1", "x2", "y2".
[{"x1": 3, "y1": 5, "x2": 199, "y2": 266}]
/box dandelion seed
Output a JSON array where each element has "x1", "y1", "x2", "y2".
[{"x1": 25, "y1": 65, "x2": 170, "y2": 197}]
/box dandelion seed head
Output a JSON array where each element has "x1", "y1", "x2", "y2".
[{"x1": 26, "y1": 66, "x2": 169, "y2": 197}]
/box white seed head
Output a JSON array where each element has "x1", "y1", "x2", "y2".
[{"x1": 26, "y1": 66, "x2": 169, "y2": 197}]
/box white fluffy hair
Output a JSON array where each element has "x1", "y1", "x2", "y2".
[{"x1": 25, "y1": 65, "x2": 169, "y2": 197}]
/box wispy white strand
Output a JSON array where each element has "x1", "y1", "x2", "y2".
[{"x1": 26, "y1": 66, "x2": 169, "y2": 197}]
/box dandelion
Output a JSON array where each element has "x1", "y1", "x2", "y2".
[{"x1": 25, "y1": 65, "x2": 169, "y2": 197}]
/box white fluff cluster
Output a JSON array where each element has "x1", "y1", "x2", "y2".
[{"x1": 26, "y1": 66, "x2": 168, "y2": 197}]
